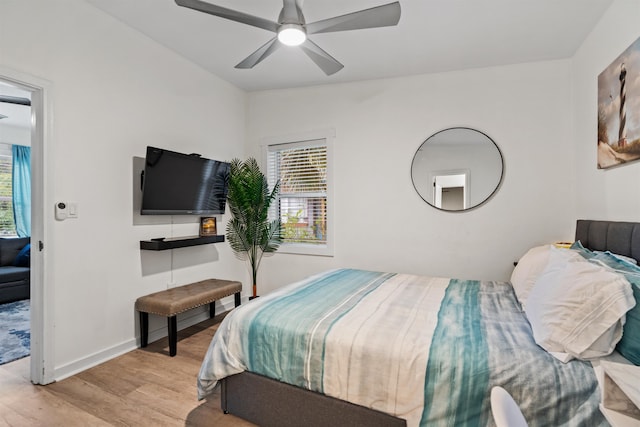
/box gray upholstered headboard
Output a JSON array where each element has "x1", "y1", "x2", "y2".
[{"x1": 575, "y1": 219, "x2": 640, "y2": 264}]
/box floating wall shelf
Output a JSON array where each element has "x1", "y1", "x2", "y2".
[{"x1": 140, "y1": 235, "x2": 225, "y2": 251}]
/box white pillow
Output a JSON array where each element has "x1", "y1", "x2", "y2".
[
  {"x1": 525, "y1": 247, "x2": 635, "y2": 360},
  {"x1": 510, "y1": 245, "x2": 551, "y2": 308},
  {"x1": 510, "y1": 245, "x2": 582, "y2": 309}
]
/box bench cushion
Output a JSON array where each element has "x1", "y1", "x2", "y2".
[{"x1": 135, "y1": 279, "x2": 242, "y2": 316}]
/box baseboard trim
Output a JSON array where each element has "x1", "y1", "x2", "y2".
[{"x1": 53, "y1": 296, "x2": 240, "y2": 381}]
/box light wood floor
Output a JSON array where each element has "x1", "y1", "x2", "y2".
[{"x1": 0, "y1": 313, "x2": 256, "y2": 426}]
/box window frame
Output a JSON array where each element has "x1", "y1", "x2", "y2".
[{"x1": 262, "y1": 129, "x2": 334, "y2": 257}]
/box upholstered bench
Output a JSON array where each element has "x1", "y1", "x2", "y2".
[{"x1": 135, "y1": 278, "x2": 242, "y2": 356}]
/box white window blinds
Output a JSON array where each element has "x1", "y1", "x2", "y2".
[{"x1": 266, "y1": 140, "x2": 328, "y2": 247}]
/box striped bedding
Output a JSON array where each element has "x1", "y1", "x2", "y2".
[{"x1": 197, "y1": 269, "x2": 606, "y2": 426}]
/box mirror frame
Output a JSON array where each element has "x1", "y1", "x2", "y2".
[{"x1": 411, "y1": 127, "x2": 504, "y2": 212}]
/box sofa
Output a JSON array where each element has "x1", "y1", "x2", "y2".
[{"x1": 0, "y1": 237, "x2": 30, "y2": 305}]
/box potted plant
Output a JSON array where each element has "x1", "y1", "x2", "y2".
[{"x1": 226, "y1": 157, "x2": 282, "y2": 299}]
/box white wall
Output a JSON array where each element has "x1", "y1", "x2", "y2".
[
  {"x1": 247, "y1": 60, "x2": 577, "y2": 293},
  {"x1": 0, "y1": 83, "x2": 31, "y2": 146},
  {"x1": 0, "y1": 124, "x2": 30, "y2": 146},
  {"x1": 0, "y1": 0, "x2": 247, "y2": 378},
  {"x1": 572, "y1": 0, "x2": 640, "y2": 219}
]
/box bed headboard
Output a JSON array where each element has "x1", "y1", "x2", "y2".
[{"x1": 575, "y1": 219, "x2": 640, "y2": 264}]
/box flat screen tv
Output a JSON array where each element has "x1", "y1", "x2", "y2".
[{"x1": 140, "y1": 146, "x2": 230, "y2": 215}]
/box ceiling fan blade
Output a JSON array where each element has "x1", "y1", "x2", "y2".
[
  {"x1": 300, "y1": 39, "x2": 344, "y2": 76},
  {"x1": 235, "y1": 37, "x2": 281, "y2": 69},
  {"x1": 306, "y1": 1, "x2": 401, "y2": 35},
  {"x1": 0, "y1": 95, "x2": 30, "y2": 106},
  {"x1": 175, "y1": 0, "x2": 278, "y2": 33}
]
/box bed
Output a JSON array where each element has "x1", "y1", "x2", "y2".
[{"x1": 197, "y1": 219, "x2": 640, "y2": 426}]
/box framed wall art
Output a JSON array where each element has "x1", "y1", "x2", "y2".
[
  {"x1": 199, "y1": 217, "x2": 217, "y2": 237},
  {"x1": 598, "y1": 36, "x2": 640, "y2": 169}
]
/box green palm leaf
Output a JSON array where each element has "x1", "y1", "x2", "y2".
[{"x1": 226, "y1": 158, "x2": 282, "y2": 297}]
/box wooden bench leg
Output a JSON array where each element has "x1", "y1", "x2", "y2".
[
  {"x1": 168, "y1": 316, "x2": 177, "y2": 357},
  {"x1": 210, "y1": 302, "x2": 215, "y2": 318},
  {"x1": 140, "y1": 312, "x2": 149, "y2": 348},
  {"x1": 235, "y1": 292, "x2": 241, "y2": 307}
]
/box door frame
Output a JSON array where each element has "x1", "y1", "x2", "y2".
[
  {"x1": 429, "y1": 168, "x2": 470, "y2": 210},
  {"x1": 0, "y1": 66, "x2": 54, "y2": 384}
]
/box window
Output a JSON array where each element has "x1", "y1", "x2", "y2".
[
  {"x1": 266, "y1": 135, "x2": 333, "y2": 256},
  {"x1": 0, "y1": 143, "x2": 17, "y2": 236}
]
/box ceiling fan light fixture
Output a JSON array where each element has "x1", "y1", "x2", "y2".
[
  {"x1": 175, "y1": 0, "x2": 402, "y2": 75},
  {"x1": 277, "y1": 24, "x2": 306, "y2": 46}
]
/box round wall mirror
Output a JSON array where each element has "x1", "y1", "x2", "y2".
[{"x1": 411, "y1": 127, "x2": 504, "y2": 212}]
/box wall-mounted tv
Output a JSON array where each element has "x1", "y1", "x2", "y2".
[{"x1": 140, "y1": 146, "x2": 230, "y2": 215}]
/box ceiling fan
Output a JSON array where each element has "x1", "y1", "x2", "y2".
[
  {"x1": 175, "y1": 0, "x2": 401, "y2": 76},
  {"x1": 0, "y1": 96, "x2": 30, "y2": 121},
  {"x1": 0, "y1": 96, "x2": 30, "y2": 106}
]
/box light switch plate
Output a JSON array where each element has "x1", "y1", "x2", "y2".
[{"x1": 55, "y1": 202, "x2": 78, "y2": 220}]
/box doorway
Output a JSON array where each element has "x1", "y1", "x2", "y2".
[
  {"x1": 0, "y1": 68, "x2": 51, "y2": 384},
  {"x1": 432, "y1": 172, "x2": 469, "y2": 210}
]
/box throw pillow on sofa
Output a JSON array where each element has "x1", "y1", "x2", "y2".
[{"x1": 13, "y1": 243, "x2": 30, "y2": 267}]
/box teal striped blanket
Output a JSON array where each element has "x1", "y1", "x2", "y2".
[{"x1": 198, "y1": 269, "x2": 606, "y2": 426}]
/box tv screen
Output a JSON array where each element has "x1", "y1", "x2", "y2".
[{"x1": 140, "y1": 146, "x2": 230, "y2": 215}]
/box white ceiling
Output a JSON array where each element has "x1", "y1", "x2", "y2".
[{"x1": 85, "y1": 0, "x2": 613, "y2": 92}]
